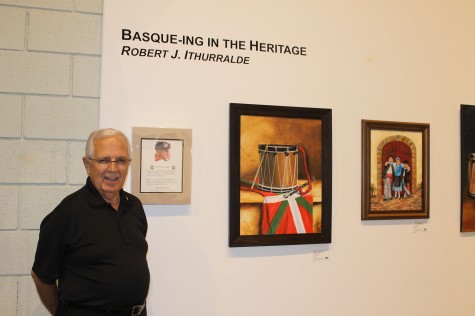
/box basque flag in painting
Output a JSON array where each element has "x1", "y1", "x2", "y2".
[{"x1": 261, "y1": 194, "x2": 313, "y2": 234}]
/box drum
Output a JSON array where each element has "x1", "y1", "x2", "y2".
[
  {"x1": 469, "y1": 153, "x2": 475, "y2": 197},
  {"x1": 257, "y1": 144, "x2": 299, "y2": 193}
]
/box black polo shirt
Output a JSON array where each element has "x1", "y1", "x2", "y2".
[{"x1": 32, "y1": 177, "x2": 150, "y2": 307}]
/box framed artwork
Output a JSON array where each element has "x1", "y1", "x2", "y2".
[
  {"x1": 131, "y1": 127, "x2": 192, "y2": 205},
  {"x1": 361, "y1": 120, "x2": 430, "y2": 220},
  {"x1": 229, "y1": 103, "x2": 332, "y2": 247},
  {"x1": 461, "y1": 104, "x2": 475, "y2": 232}
]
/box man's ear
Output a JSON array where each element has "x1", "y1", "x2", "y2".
[{"x1": 82, "y1": 157, "x2": 91, "y2": 175}]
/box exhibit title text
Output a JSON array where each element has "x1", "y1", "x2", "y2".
[{"x1": 120, "y1": 29, "x2": 307, "y2": 65}]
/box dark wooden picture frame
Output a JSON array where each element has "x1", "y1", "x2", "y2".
[
  {"x1": 461, "y1": 104, "x2": 475, "y2": 232},
  {"x1": 229, "y1": 103, "x2": 332, "y2": 247},
  {"x1": 361, "y1": 120, "x2": 430, "y2": 220}
]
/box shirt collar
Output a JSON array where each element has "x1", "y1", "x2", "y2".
[{"x1": 85, "y1": 177, "x2": 131, "y2": 208}]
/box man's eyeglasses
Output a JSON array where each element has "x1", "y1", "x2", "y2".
[{"x1": 88, "y1": 157, "x2": 131, "y2": 167}]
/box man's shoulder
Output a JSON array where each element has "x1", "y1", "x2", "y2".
[
  {"x1": 61, "y1": 185, "x2": 87, "y2": 203},
  {"x1": 52, "y1": 185, "x2": 88, "y2": 214},
  {"x1": 40, "y1": 186, "x2": 87, "y2": 226}
]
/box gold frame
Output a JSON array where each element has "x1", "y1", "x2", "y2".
[
  {"x1": 131, "y1": 127, "x2": 192, "y2": 205},
  {"x1": 361, "y1": 120, "x2": 430, "y2": 220}
]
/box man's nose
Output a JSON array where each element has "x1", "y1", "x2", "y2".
[{"x1": 107, "y1": 161, "x2": 119, "y2": 170}]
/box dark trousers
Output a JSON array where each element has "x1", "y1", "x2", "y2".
[{"x1": 56, "y1": 301, "x2": 147, "y2": 316}]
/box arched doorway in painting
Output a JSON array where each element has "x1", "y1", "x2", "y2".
[{"x1": 382, "y1": 141, "x2": 412, "y2": 193}]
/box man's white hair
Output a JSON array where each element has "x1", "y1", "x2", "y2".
[{"x1": 85, "y1": 128, "x2": 131, "y2": 158}]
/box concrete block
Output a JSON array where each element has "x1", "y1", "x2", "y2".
[
  {"x1": 0, "y1": 230, "x2": 38, "y2": 274},
  {"x1": 28, "y1": 10, "x2": 102, "y2": 55},
  {"x1": 0, "y1": 0, "x2": 72, "y2": 10},
  {"x1": 19, "y1": 276, "x2": 50, "y2": 316},
  {"x1": 69, "y1": 141, "x2": 88, "y2": 184},
  {"x1": 0, "y1": 94, "x2": 23, "y2": 137},
  {"x1": 0, "y1": 6, "x2": 26, "y2": 50},
  {"x1": 24, "y1": 96, "x2": 99, "y2": 140},
  {"x1": 75, "y1": 0, "x2": 103, "y2": 14},
  {"x1": 0, "y1": 186, "x2": 19, "y2": 230},
  {"x1": 73, "y1": 55, "x2": 101, "y2": 97},
  {"x1": 0, "y1": 140, "x2": 67, "y2": 183},
  {"x1": 0, "y1": 277, "x2": 17, "y2": 315},
  {"x1": 20, "y1": 185, "x2": 79, "y2": 229},
  {"x1": 0, "y1": 51, "x2": 70, "y2": 95}
]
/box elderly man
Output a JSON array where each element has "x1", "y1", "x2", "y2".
[{"x1": 31, "y1": 128, "x2": 149, "y2": 316}]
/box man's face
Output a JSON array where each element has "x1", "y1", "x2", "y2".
[
  {"x1": 155, "y1": 149, "x2": 170, "y2": 161},
  {"x1": 388, "y1": 157, "x2": 393, "y2": 163},
  {"x1": 83, "y1": 135, "x2": 130, "y2": 200}
]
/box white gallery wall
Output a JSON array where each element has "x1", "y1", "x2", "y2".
[{"x1": 101, "y1": 1, "x2": 475, "y2": 315}]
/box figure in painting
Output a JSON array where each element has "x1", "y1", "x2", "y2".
[
  {"x1": 392, "y1": 157, "x2": 404, "y2": 199},
  {"x1": 382, "y1": 155, "x2": 395, "y2": 201},
  {"x1": 402, "y1": 160, "x2": 412, "y2": 198}
]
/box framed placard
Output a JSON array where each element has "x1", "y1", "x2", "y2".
[
  {"x1": 229, "y1": 103, "x2": 332, "y2": 247},
  {"x1": 361, "y1": 120, "x2": 430, "y2": 220},
  {"x1": 131, "y1": 127, "x2": 192, "y2": 204}
]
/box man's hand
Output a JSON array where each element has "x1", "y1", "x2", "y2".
[{"x1": 31, "y1": 270, "x2": 59, "y2": 315}]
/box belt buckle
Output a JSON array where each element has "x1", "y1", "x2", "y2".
[{"x1": 131, "y1": 303, "x2": 144, "y2": 316}]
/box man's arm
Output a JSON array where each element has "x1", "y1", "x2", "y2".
[{"x1": 31, "y1": 270, "x2": 59, "y2": 315}]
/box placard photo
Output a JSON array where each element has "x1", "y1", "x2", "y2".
[
  {"x1": 140, "y1": 138, "x2": 184, "y2": 193},
  {"x1": 131, "y1": 127, "x2": 192, "y2": 205}
]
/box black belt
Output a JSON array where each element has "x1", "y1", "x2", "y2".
[{"x1": 61, "y1": 300, "x2": 146, "y2": 315}]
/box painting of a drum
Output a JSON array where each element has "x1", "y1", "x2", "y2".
[
  {"x1": 256, "y1": 144, "x2": 299, "y2": 193},
  {"x1": 229, "y1": 103, "x2": 332, "y2": 247}
]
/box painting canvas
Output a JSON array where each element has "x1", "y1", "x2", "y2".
[
  {"x1": 362, "y1": 120, "x2": 430, "y2": 220},
  {"x1": 461, "y1": 104, "x2": 475, "y2": 232},
  {"x1": 229, "y1": 103, "x2": 332, "y2": 247}
]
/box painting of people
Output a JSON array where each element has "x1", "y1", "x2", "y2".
[{"x1": 362, "y1": 120, "x2": 429, "y2": 220}]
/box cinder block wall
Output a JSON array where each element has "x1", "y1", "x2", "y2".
[{"x1": 0, "y1": 1, "x2": 103, "y2": 314}]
